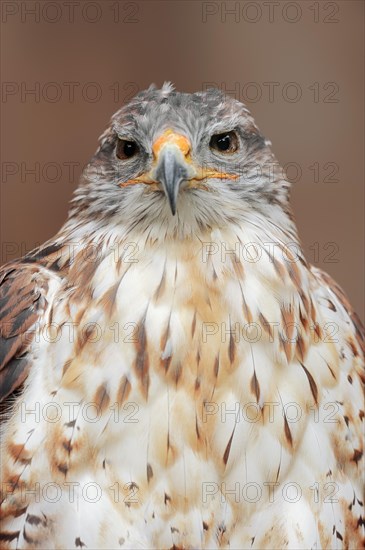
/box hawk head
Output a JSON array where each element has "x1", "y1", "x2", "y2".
[{"x1": 69, "y1": 83, "x2": 293, "y2": 238}]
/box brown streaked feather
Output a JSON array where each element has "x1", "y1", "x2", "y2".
[
  {"x1": 316, "y1": 269, "x2": 365, "y2": 357},
  {"x1": 0, "y1": 257, "x2": 63, "y2": 407}
]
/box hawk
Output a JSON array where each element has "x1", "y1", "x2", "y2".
[{"x1": 0, "y1": 83, "x2": 364, "y2": 549}]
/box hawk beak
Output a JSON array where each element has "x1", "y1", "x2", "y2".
[
  {"x1": 151, "y1": 131, "x2": 194, "y2": 216},
  {"x1": 153, "y1": 147, "x2": 188, "y2": 215}
]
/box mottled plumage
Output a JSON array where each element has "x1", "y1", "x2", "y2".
[{"x1": 0, "y1": 84, "x2": 364, "y2": 549}]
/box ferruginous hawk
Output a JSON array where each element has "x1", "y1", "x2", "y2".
[{"x1": 0, "y1": 83, "x2": 364, "y2": 549}]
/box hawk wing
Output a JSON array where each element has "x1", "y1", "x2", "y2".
[
  {"x1": 314, "y1": 266, "x2": 365, "y2": 358},
  {"x1": 0, "y1": 263, "x2": 52, "y2": 404},
  {"x1": 0, "y1": 243, "x2": 68, "y2": 407}
]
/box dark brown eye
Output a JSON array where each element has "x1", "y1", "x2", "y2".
[
  {"x1": 116, "y1": 138, "x2": 139, "y2": 160},
  {"x1": 209, "y1": 131, "x2": 239, "y2": 153}
]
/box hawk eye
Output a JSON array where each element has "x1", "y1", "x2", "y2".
[
  {"x1": 116, "y1": 138, "x2": 139, "y2": 160},
  {"x1": 210, "y1": 131, "x2": 238, "y2": 154}
]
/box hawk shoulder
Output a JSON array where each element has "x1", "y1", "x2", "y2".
[
  {"x1": 312, "y1": 266, "x2": 364, "y2": 359},
  {"x1": 0, "y1": 242, "x2": 68, "y2": 407}
]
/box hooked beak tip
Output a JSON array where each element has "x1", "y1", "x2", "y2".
[{"x1": 154, "y1": 146, "x2": 190, "y2": 216}]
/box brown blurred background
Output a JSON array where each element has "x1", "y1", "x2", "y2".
[{"x1": 1, "y1": 0, "x2": 364, "y2": 321}]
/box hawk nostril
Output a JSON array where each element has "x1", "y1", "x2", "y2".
[{"x1": 180, "y1": 139, "x2": 191, "y2": 158}]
